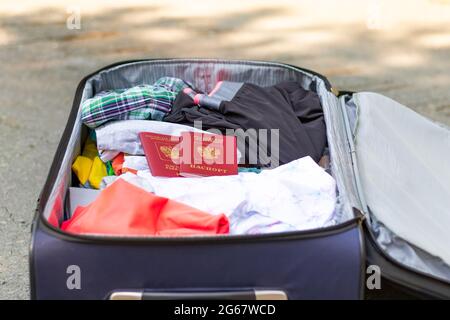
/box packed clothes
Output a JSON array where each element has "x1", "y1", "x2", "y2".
[
  {"x1": 95, "y1": 120, "x2": 243, "y2": 162},
  {"x1": 72, "y1": 137, "x2": 111, "y2": 189},
  {"x1": 81, "y1": 77, "x2": 191, "y2": 128},
  {"x1": 164, "y1": 81, "x2": 327, "y2": 166},
  {"x1": 96, "y1": 120, "x2": 214, "y2": 157},
  {"x1": 63, "y1": 179, "x2": 229, "y2": 236},
  {"x1": 69, "y1": 77, "x2": 335, "y2": 237},
  {"x1": 101, "y1": 156, "x2": 336, "y2": 232}
]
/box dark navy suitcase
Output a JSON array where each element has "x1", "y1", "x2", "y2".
[{"x1": 29, "y1": 59, "x2": 450, "y2": 300}]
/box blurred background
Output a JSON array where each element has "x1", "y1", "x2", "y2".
[{"x1": 0, "y1": 0, "x2": 449, "y2": 299}]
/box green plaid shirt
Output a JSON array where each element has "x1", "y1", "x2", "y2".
[{"x1": 81, "y1": 77, "x2": 190, "y2": 128}]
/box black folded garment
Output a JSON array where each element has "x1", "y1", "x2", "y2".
[{"x1": 164, "y1": 81, "x2": 327, "y2": 167}]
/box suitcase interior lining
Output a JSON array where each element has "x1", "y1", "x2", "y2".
[
  {"x1": 347, "y1": 92, "x2": 450, "y2": 283},
  {"x1": 39, "y1": 59, "x2": 449, "y2": 283}
]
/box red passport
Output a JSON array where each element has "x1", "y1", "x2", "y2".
[
  {"x1": 179, "y1": 132, "x2": 238, "y2": 177},
  {"x1": 139, "y1": 132, "x2": 182, "y2": 177}
]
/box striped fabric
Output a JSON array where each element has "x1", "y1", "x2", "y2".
[{"x1": 81, "y1": 77, "x2": 190, "y2": 128}]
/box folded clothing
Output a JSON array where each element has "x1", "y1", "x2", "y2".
[
  {"x1": 105, "y1": 156, "x2": 336, "y2": 231},
  {"x1": 62, "y1": 179, "x2": 229, "y2": 236},
  {"x1": 96, "y1": 120, "x2": 207, "y2": 155},
  {"x1": 164, "y1": 81, "x2": 327, "y2": 167},
  {"x1": 81, "y1": 77, "x2": 191, "y2": 128},
  {"x1": 95, "y1": 120, "x2": 242, "y2": 161},
  {"x1": 71, "y1": 137, "x2": 109, "y2": 189}
]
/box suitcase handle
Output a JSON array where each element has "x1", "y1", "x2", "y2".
[{"x1": 109, "y1": 289, "x2": 287, "y2": 300}]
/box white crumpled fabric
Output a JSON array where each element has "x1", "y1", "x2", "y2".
[
  {"x1": 102, "y1": 156, "x2": 337, "y2": 232},
  {"x1": 122, "y1": 155, "x2": 150, "y2": 172}
]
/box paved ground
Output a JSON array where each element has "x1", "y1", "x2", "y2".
[{"x1": 0, "y1": 0, "x2": 449, "y2": 299}]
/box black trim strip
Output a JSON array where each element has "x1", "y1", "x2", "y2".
[
  {"x1": 355, "y1": 210, "x2": 367, "y2": 300},
  {"x1": 337, "y1": 90, "x2": 355, "y2": 97},
  {"x1": 35, "y1": 212, "x2": 361, "y2": 245},
  {"x1": 29, "y1": 204, "x2": 39, "y2": 300},
  {"x1": 363, "y1": 218, "x2": 450, "y2": 298}
]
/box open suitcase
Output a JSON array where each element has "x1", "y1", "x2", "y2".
[{"x1": 29, "y1": 59, "x2": 450, "y2": 300}]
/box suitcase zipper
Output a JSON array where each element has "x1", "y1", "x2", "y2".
[
  {"x1": 36, "y1": 214, "x2": 361, "y2": 244},
  {"x1": 337, "y1": 95, "x2": 369, "y2": 218}
]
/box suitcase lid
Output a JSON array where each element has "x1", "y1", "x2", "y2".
[{"x1": 341, "y1": 91, "x2": 450, "y2": 282}]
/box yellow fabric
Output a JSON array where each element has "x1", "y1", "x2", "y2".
[
  {"x1": 71, "y1": 156, "x2": 93, "y2": 185},
  {"x1": 89, "y1": 156, "x2": 107, "y2": 189},
  {"x1": 82, "y1": 138, "x2": 98, "y2": 159},
  {"x1": 71, "y1": 137, "x2": 107, "y2": 189}
]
